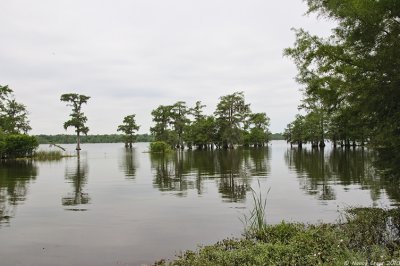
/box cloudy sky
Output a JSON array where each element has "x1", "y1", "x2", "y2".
[{"x1": 0, "y1": 0, "x2": 334, "y2": 135}]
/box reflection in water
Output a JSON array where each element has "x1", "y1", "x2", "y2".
[
  {"x1": 119, "y1": 148, "x2": 137, "y2": 178},
  {"x1": 150, "y1": 151, "x2": 194, "y2": 197},
  {"x1": 0, "y1": 160, "x2": 37, "y2": 225},
  {"x1": 62, "y1": 156, "x2": 90, "y2": 210},
  {"x1": 285, "y1": 147, "x2": 400, "y2": 204},
  {"x1": 150, "y1": 147, "x2": 270, "y2": 202}
]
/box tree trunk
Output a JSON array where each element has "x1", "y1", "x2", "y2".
[
  {"x1": 298, "y1": 141, "x2": 302, "y2": 149},
  {"x1": 319, "y1": 140, "x2": 325, "y2": 148},
  {"x1": 76, "y1": 132, "x2": 81, "y2": 150}
]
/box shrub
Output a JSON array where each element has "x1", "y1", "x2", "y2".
[
  {"x1": 150, "y1": 141, "x2": 171, "y2": 153},
  {"x1": 155, "y1": 207, "x2": 400, "y2": 265},
  {"x1": 0, "y1": 134, "x2": 38, "y2": 158}
]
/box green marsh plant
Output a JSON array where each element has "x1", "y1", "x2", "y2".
[
  {"x1": 32, "y1": 150, "x2": 74, "y2": 161},
  {"x1": 242, "y1": 179, "x2": 270, "y2": 239}
]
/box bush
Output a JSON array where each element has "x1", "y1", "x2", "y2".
[
  {"x1": 155, "y1": 208, "x2": 400, "y2": 265},
  {"x1": 150, "y1": 141, "x2": 171, "y2": 153},
  {"x1": 0, "y1": 134, "x2": 38, "y2": 158}
]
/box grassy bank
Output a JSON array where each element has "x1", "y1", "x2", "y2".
[{"x1": 155, "y1": 208, "x2": 400, "y2": 265}]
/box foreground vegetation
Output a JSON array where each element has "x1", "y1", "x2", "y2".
[{"x1": 156, "y1": 208, "x2": 400, "y2": 266}]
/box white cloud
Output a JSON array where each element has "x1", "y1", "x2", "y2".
[{"x1": 0, "y1": 0, "x2": 334, "y2": 134}]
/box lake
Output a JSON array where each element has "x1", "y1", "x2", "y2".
[{"x1": 0, "y1": 141, "x2": 398, "y2": 265}]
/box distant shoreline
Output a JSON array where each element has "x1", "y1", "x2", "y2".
[{"x1": 35, "y1": 133, "x2": 285, "y2": 144}]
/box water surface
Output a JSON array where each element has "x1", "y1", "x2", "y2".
[{"x1": 0, "y1": 141, "x2": 397, "y2": 265}]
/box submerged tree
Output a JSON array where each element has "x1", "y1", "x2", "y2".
[
  {"x1": 150, "y1": 105, "x2": 174, "y2": 144},
  {"x1": 214, "y1": 91, "x2": 251, "y2": 149},
  {"x1": 285, "y1": 0, "x2": 400, "y2": 172},
  {"x1": 150, "y1": 92, "x2": 271, "y2": 150},
  {"x1": 117, "y1": 114, "x2": 140, "y2": 148},
  {"x1": 245, "y1": 112, "x2": 271, "y2": 147},
  {"x1": 170, "y1": 101, "x2": 190, "y2": 149},
  {"x1": 60, "y1": 93, "x2": 90, "y2": 151},
  {"x1": 285, "y1": 115, "x2": 306, "y2": 148}
]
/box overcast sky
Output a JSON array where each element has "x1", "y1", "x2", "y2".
[{"x1": 0, "y1": 0, "x2": 334, "y2": 135}]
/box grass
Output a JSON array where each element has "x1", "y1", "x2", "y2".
[
  {"x1": 32, "y1": 150, "x2": 75, "y2": 161},
  {"x1": 241, "y1": 180, "x2": 269, "y2": 239},
  {"x1": 155, "y1": 184, "x2": 400, "y2": 266}
]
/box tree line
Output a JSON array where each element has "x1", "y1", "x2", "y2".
[
  {"x1": 1, "y1": 88, "x2": 272, "y2": 156},
  {"x1": 282, "y1": 0, "x2": 400, "y2": 174},
  {"x1": 35, "y1": 134, "x2": 154, "y2": 144},
  {"x1": 59, "y1": 91, "x2": 271, "y2": 150}
]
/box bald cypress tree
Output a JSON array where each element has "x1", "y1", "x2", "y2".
[{"x1": 60, "y1": 93, "x2": 90, "y2": 151}]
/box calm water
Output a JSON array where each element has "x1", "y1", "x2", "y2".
[{"x1": 0, "y1": 141, "x2": 398, "y2": 265}]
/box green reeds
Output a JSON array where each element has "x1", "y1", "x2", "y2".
[
  {"x1": 33, "y1": 150, "x2": 66, "y2": 161},
  {"x1": 242, "y1": 180, "x2": 270, "y2": 238}
]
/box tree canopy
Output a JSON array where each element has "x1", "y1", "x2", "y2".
[
  {"x1": 117, "y1": 114, "x2": 140, "y2": 148},
  {"x1": 0, "y1": 85, "x2": 37, "y2": 158},
  {"x1": 60, "y1": 93, "x2": 90, "y2": 150},
  {"x1": 0, "y1": 85, "x2": 31, "y2": 134},
  {"x1": 150, "y1": 92, "x2": 271, "y2": 150},
  {"x1": 284, "y1": 0, "x2": 400, "y2": 172}
]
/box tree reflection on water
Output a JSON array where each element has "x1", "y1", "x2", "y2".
[
  {"x1": 119, "y1": 147, "x2": 138, "y2": 179},
  {"x1": 285, "y1": 147, "x2": 400, "y2": 204},
  {"x1": 150, "y1": 147, "x2": 271, "y2": 202},
  {"x1": 62, "y1": 155, "x2": 90, "y2": 211},
  {"x1": 0, "y1": 160, "x2": 37, "y2": 225}
]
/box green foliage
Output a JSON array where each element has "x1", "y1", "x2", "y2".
[
  {"x1": 150, "y1": 141, "x2": 172, "y2": 153},
  {"x1": 341, "y1": 208, "x2": 400, "y2": 258},
  {"x1": 117, "y1": 114, "x2": 140, "y2": 147},
  {"x1": 242, "y1": 181, "x2": 269, "y2": 238},
  {"x1": 284, "y1": 0, "x2": 400, "y2": 171},
  {"x1": 150, "y1": 102, "x2": 190, "y2": 148},
  {"x1": 214, "y1": 91, "x2": 251, "y2": 149},
  {"x1": 184, "y1": 115, "x2": 217, "y2": 150},
  {"x1": 0, "y1": 85, "x2": 31, "y2": 134},
  {"x1": 156, "y1": 208, "x2": 400, "y2": 266},
  {"x1": 285, "y1": 111, "x2": 328, "y2": 148},
  {"x1": 245, "y1": 113, "x2": 271, "y2": 147},
  {"x1": 60, "y1": 93, "x2": 90, "y2": 150},
  {"x1": 170, "y1": 101, "x2": 190, "y2": 148},
  {"x1": 0, "y1": 134, "x2": 38, "y2": 158},
  {"x1": 270, "y1": 133, "x2": 284, "y2": 140},
  {"x1": 32, "y1": 150, "x2": 64, "y2": 161},
  {"x1": 150, "y1": 105, "x2": 176, "y2": 146},
  {"x1": 35, "y1": 134, "x2": 154, "y2": 144},
  {"x1": 284, "y1": 115, "x2": 306, "y2": 147},
  {"x1": 150, "y1": 93, "x2": 271, "y2": 150}
]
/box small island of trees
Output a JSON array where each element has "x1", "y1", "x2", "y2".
[{"x1": 150, "y1": 91, "x2": 271, "y2": 150}]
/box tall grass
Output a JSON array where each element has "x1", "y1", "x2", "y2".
[
  {"x1": 242, "y1": 180, "x2": 270, "y2": 238},
  {"x1": 33, "y1": 150, "x2": 65, "y2": 161}
]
